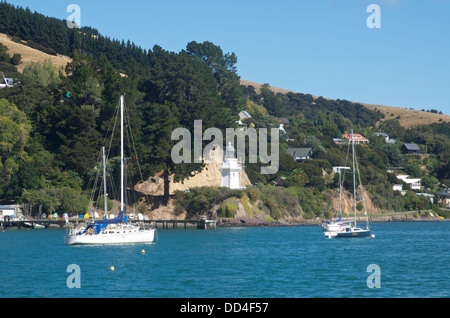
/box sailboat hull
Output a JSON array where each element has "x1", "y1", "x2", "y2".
[
  {"x1": 324, "y1": 228, "x2": 372, "y2": 239},
  {"x1": 65, "y1": 228, "x2": 155, "y2": 245}
]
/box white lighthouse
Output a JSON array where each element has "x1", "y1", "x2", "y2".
[{"x1": 220, "y1": 142, "x2": 242, "y2": 189}]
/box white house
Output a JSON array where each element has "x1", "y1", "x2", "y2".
[{"x1": 396, "y1": 174, "x2": 421, "y2": 190}]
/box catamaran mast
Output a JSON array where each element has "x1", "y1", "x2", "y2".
[{"x1": 120, "y1": 95, "x2": 124, "y2": 213}]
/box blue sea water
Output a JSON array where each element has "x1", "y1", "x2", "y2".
[{"x1": 0, "y1": 222, "x2": 449, "y2": 298}]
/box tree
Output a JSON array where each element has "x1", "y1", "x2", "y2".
[
  {"x1": 22, "y1": 59, "x2": 61, "y2": 88},
  {"x1": 0, "y1": 99, "x2": 31, "y2": 181},
  {"x1": 186, "y1": 41, "x2": 245, "y2": 112},
  {"x1": 141, "y1": 101, "x2": 203, "y2": 205},
  {"x1": 381, "y1": 144, "x2": 403, "y2": 167},
  {"x1": 10, "y1": 53, "x2": 22, "y2": 66},
  {"x1": 284, "y1": 168, "x2": 309, "y2": 187}
]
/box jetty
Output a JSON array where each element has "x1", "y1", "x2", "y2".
[
  {"x1": 1, "y1": 217, "x2": 217, "y2": 230},
  {"x1": 150, "y1": 219, "x2": 217, "y2": 229}
]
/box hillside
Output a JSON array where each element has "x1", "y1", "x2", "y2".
[
  {"x1": 135, "y1": 148, "x2": 252, "y2": 196},
  {"x1": 1, "y1": 31, "x2": 447, "y2": 129},
  {"x1": 1, "y1": 0, "x2": 449, "y2": 224},
  {"x1": 240, "y1": 80, "x2": 450, "y2": 128},
  {"x1": 0, "y1": 32, "x2": 71, "y2": 73},
  {"x1": 2, "y1": 31, "x2": 446, "y2": 129}
]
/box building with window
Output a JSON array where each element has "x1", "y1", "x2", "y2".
[
  {"x1": 435, "y1": 189, "x2": 450, "y2": 208},
  {"x1": 396, "y1": 174, "x2": 421, "y2": 190},
  {"x1": 402, "y1": 143, "x2": 421, "y2": 155},
  {"x1": 342, "y1": 133, "x2": 369, "y2": 144},
  {"x1": 286, "y1": 148, "x2": 313, "y2": 162}
]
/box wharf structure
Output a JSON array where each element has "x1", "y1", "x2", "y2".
[{"x1": 2, "y1": 218, "x2": 216, "y2": 230}]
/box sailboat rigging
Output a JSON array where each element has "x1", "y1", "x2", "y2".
[
  {"x1": 323, "y1": 129, "x2": 374, "y2": 239},
  {"x1": 64, "y1": 96, "x2": 156, "y2": 245}
]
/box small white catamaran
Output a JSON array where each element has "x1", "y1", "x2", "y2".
[
  {"x1": 64, "y1": 96, "x2": 155, "y2": 245},
  {"x1": 323, "y1": 130, "x2": 374, "y2": 239}
]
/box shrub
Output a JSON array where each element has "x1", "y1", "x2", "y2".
[{"x1": 218, "y1": 199, "x2": 238, "y2": 218}]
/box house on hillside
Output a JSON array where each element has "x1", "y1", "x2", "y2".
[
  {"x1": 396, "y1": 174, "x2": 421, "y2": 190},
  {"x1": 402, "y1": 143, "x2": 421, "y2": 155},
  {"x1": 435, "y1": 189, "x2": 450, "y2": 208},
  {"x1": 278, "y1": 118, "x2": 290, "y2": 126},
  {"x1": 375, "y1": 132, "x2": 389, "y2": 142},
  {"x1": 333, "y1": 138, "x2": 345, "y2": 145},
  {"x1": 0, "y1": 78, "x2": 14, "y2": 89},
  {"x1": 286, "y1": 148, "x2": 313, "y2": 162},
  {"x1": 416, "y1": 193, "x2": 434, "y2": 203},
  {"x1": 238, "y1": 110, "x2": 251, "y2": 121},
  {"x1": 269, "y1": 177, "x2": 285, "y2": 187},
  {"x1": 342, "y1": 133, "x2": 369, "y2": 144}
]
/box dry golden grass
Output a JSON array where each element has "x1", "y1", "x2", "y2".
[
  {"x1": 0, "y1": 32, "x2": 71, "y2": 73},
  {"x1": 1, "y1": 36, "x2": 447, "y2": 129},
  {"x1": 361, "y1": 103, "x2": 450, "y2": 128},
  {"x1": 240, "y1": 79, "x2": 450, "y2": 128}
]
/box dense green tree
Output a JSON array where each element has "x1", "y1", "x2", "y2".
[
  {"x1": 0, "y1": 99, "x2": 31, "y2": 185},
  {"x1": 381, "y1": 143, "x2": 403, "y2": 167},
  {"x1": 22, "y1": 59, "x2": 61, "y2": 88}
]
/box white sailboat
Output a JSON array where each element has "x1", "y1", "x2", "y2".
[
  {"x1": 324, "y1": 130, "x2": 374, "y2": 239},
  {"x1": 64, "y1": 96, "x2": 155, "y2": 245},
  {"x1": 321, "y1": 166, "x2": 353, "y2": 232}
]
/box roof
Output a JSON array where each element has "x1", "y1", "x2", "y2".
[
  {"x1": 436, "y1": 189, "x2": 450, "y2": 197},
  {"x1": 402, "y1": 143, "x2": 420, "y2": 151},
  {"x1": 278, "y1": 118, "x2": 290, "y2": 125},
  {"x1": 239, "y1": 110, "x2": 251, "y2": 118},
  {"x1": 269, "y1": 177, "x2": 285, "y2": 186},
  {"x1": 342, "y1": 133, "x2": 368, "y2": 142},
  {"x1": 0, "y1": 205, "x2": 14, "y2": 210},
  {"x1": 286, "y1": 148, "x2": 312, "y2": 157}
]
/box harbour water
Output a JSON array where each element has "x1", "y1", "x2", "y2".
[{"x1": 0, "y1": 222, "x2": 449, "y2": 298}]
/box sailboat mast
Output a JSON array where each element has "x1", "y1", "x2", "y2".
[
  {"x1": 120, "y1": 95, "x2": 124, "y2": 213},
  {"x1": 351, "y1": 129, "x2": 357, "y2": 227},
  {"x1": 102, "y1": 146, "x2": 108, "y2": 219}
]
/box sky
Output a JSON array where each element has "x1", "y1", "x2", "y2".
[{"x1": 5, "y1": 0, "x2": 450, "y2": 115}]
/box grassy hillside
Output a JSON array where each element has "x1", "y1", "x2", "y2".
[
  {"x1": 1, "y1": 32, "x2": 446, "y2": 129},
  {"x1": 0, "y1": 32, "x2": 70, "y2": 73},
  {"x1": 240, "y1": 80, "x2": 450, "y2": 128},
  {"x1": 1, "y1": 32, "x2": 446, "y2": 130}
]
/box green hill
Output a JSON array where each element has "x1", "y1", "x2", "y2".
[{"x1": 1, "y1": 1, "x2": 449, "y2": 221}]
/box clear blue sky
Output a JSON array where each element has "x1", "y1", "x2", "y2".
[{"x1": 5, "y1": 0, "x2": 450, "y2": 115}]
